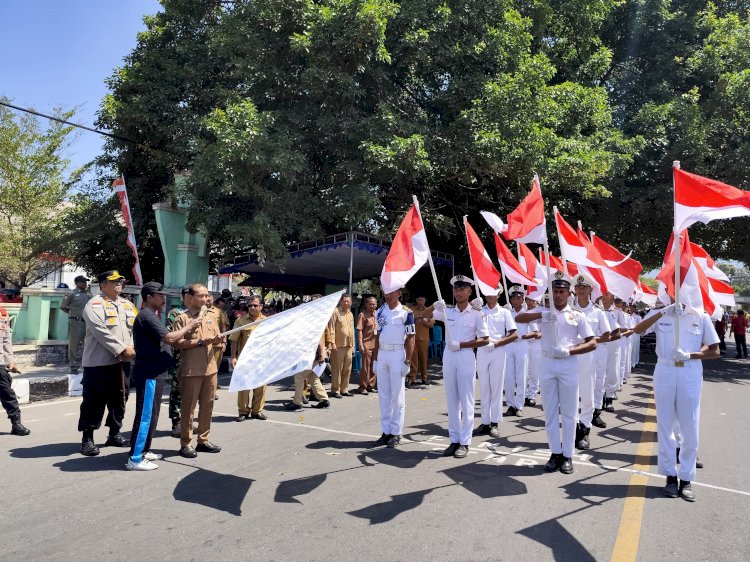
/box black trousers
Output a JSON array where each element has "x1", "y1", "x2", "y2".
[
  {"x1": 736, "y1": 335, "x2": 748, "y2": 358},
  {"x1": 0, "y1": 366, "x2": 21, "y2": 421},
  {"x1": 128, "y1": 375, "x2": 165, "y2": 459},
  {"x1": 718, "y1": 335, "x2": 726, "y2": 352},
  {"x1": 78, "y1": 363, "x2": 130, "y2": 434}
]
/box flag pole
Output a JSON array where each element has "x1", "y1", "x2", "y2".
[
  {"x1": 536, "y1": 174, "x2": 556, "y2": 346},
  {"x1": 553, "y1": 206, "x2": 570, "y2": 276},
  {"x1": 673, "y1": 162, "x2": 683, "y2": 366},
  {"x1": 463, "y1": 216, "x2": 482, "y2": 299}
]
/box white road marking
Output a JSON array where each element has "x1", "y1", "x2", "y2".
[{"x1": 21, "y1": 398, "x2": 81, "y2": 409}]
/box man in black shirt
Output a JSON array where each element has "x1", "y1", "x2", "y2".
[{"x1": 127, "y1": 282, "x2": 199, "y2": 471}]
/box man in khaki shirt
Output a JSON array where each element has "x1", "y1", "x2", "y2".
[
  {"x1": 408, "y1": 293, "x2": 434, "y2": 386},
  {"x1": 60, "y1": 275, "x2": 92, "y2": 374},
  {"x1": 327, "y1": 294, "x2": 354, "y2": 397},
  {"x1": 173, "y1": 283, "x2": 225, "y2": 458},
  {"x1": 356, "y1": 295, "x2": 378, "y2": 394},
  {"x1": 230, "y1": 296, "x2": 267, "y2": 421}
]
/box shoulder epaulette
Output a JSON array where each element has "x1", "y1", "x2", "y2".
[{"x1": 402, "y1": 305, "x2": 412, "y2": 313}]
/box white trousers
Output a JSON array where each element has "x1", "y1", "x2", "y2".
[
  {"x1": 592, "y1": 345, "x2": 608, "y2": 410},
  {"x1": 576, "y1": 352, "x2": 595, "y2": 427},
  {"x1": 376, "y1": 349, "x2": 406, "y2": 436},
  {"x1": 619, "y1": 338, "x2": 630, "y2": 383},
  {"x1": 631, "y1": 333, "x2": 641, "y2": 366},
  {"x1": 526, "y1": 341, "x2": 541, "y2": 399},
  {"x1": 653, "y1": 360, "x2": 702, "y2": 482},
  {"x1": 442, "y1": 348, "x2": 476, "y2": 445},
  {"x1": 540, "y1": 356, "x2": 579, "y2": 458},
  {"x1": 604, "y1": 342, "x2": 621, "y2": 397},
  {"x1": 476, "y1": 345, "x2": 506, "y2": 424},
  {"x1": 505, "y1": 340, "x2": 529, "y2": 410}
]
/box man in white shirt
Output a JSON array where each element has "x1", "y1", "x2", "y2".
[
  {"x1": 505, "y1": 285, "x2": 530, "y2": 417},
  {"x1": 516, "y1": 271, "x2": 596, "y2": 474},
  {"x1": 601, "y1": 291, "x2": 626, "y2": 413},
  {"x1": 427, "y1": 275, "x2": 489, "y2": 459},
  {"x1": 634, "y1": 303, "x2": 719, "y2": 502},
  {"x1": 524, "y1": 296, "x2": 542, "y2": 407},
  {"x1": 616, "y1": 297, "x2": 634, "y2": 385},
  {"x1": 475, "y1": 286, "x2": 518, "y2": 438}
]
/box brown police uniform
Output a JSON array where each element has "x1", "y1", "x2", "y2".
[
  {"x1": 356, "y1": 311, "x2": 378, "y2": 391},
  {"x1": 409, "y1": 305, "x2": 434, "y2": 383},
  {"x1": 173, "y1": 309, "x2": 224, "y2": 447},
  {"x1": 327, "y1": 307, "x2": 354, "y2": 394},
  {"x1": 60, "y1": 287, "x2": 92, "y2": 371},
  {"x1": 230, "y1": 314, "x2": 266, "y2": 416}
]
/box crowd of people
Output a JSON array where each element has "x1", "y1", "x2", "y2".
[{"x1": 1, "y1": 268, "x2": 746, "y2": 503}]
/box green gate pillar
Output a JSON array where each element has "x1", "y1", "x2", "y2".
[{"x1": 153, "y1": 201, "x2": 209, "y2": 290}]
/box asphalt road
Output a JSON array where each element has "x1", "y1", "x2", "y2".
[{"x1": 1, "y1": 353, "x2": 749, "y2": 561}]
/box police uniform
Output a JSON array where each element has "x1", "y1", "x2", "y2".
[
  {"x1": 640, "y1": 306, "x2": 719, "y2": 499},
  {"x1": 506, "y1": 286, "x2": 529, "y2": 415},
  {"x1": 524, "y1": 300, "x2": 542, "y2": 405},
  {"x1": 602, "y1": 302, "x2": 625, "y2": 408},
  {"x1": 535, "y1": 272, "x2": 595, "y2": 470},
  {"x1": 432, "y1": 275, "x2": 489, "y2": 452},
  {"x1": 78, "y1": 271, "x2": 137, "y2": 452},
  {"x1": 60, "y1": 275, "x2": 92, "y2": 373},
  {"x1": 374, "y1": 301, "x2": 415, "y2": 444},
  {"x1": 0, "y1": 306, "x2": 30, "y2": 435},
  {"x1": 476, "y1": 296, "x2": 516, "y2": 432},
  {"x1": 573, "y1": 275, "x2": 611, "y2": 447}
]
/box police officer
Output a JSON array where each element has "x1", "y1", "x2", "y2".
[
  {"x1": 505, "y1": 285, "x2": 530, "y2": 416},
  {"x1": 60, "y1": 275, "x2": 92, "y2": 374},
  {"x1": 475, "y1": 286, "x2": 517, "y2": 437},
  {"x1": 0, "y1": 305, "x2": 30, "y2": 435},
  {"x1": 524, "y1": 296, "x2": 542, "y2": 407},
  {"x1": 428, "y1": 275, "x2": 489, "y2": 459},
  {"x1": 601, "y1": 291, "x2": 625, "y2": 413},
  {"x1": 372, "y1": 287, "x2": 415, "y2": 448},
  {"x1": 633, "y1": 302, "x2": 719, "y2": 501},
  {"x1": 572, "y1": 274, "x2": 612, "y2": 448},
  {"x1": 516, "y1": 271, "x2": 596, "y2": 474},
  {"x1": 408, "y1": 292, "x2": 434, "y2": 386},
  {"x1": 78, "y1": 270, "x2": 138, "y2": 456},
  {"x1": 166, "y1": 286, "x2": 189, "y2": 437}
]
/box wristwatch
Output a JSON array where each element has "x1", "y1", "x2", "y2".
[{"x1": 197, "y1": 338, "x2": 205, "y2": 347}]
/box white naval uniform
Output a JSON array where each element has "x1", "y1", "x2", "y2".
[
  {"x1": 505, "y1": 308, "x2": 529, "y2": 411},
  {"x1": 575, "y1": 302, "x2": 610, "y2": 427},
  {"x1": 525, "y1": 318, "x2": 542, "y2": 400},
  {"x1": 538, "y1": 305, "x2": 595, "y2": 458},
  {"x1": 631, "y1": 321, "x2": 641, "y2": 367},
  {"x1": 476, "y1": 305, "x2": 516, "y2": 424},
  {"x1": 375, "y1": 303, "x2": 415, "y2": 437},
  {"x1": 619, "y1": 310, "x2": 633, "y2": 383},
  {"x1": 602, "y1": 305, "x2": 625, "y2": 399},
  {"x1": 433, "y1": 305, "x2": 489, "y2": 445},
  {"x1": 643, "y1": 309, "x2": 719, "y2": 482}
]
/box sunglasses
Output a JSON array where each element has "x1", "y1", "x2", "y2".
[{"x1": 248, "y1": 304, "x2": 260, "y2": 308}]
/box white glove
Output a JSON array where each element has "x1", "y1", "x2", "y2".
[
  {"x1": 400, "y1": 362, "x2": 410, "y2": 377},
  {"x1": 470, "y1": 297, "x2": 484, "y2": 311},
  {"x1": 551, "y1": 345, "x2": 570, "y2": 359},
  {"x1": 432, "y1": 299, "x2": 446, "y2": 312},
  {"x1": 448, "y1": 340, "x2": 461, "y2": 352},
  {"x1": 660, "y1": 303, "x2": 684, "y2": 318},
  {"x1": 672, "y1": 348, "x2": 691, "y2": 362},
  {"x1": 372, "y1": 360, "x2": 379, "y2": 373},
  {"x1": 542, "y1": 311, "x2": 557, "y2": 322}
]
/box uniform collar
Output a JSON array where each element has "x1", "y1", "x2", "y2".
[{"x1": 553, "y1": 304, "x2": 574, "y2": 314}]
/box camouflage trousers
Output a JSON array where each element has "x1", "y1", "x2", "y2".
[{"x1": 168, "y1": 367, "x2": 181, "y2": 423}]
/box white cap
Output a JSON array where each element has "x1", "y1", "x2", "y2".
[
  {"x1": 573, "y1": 273, "x2": 594, "y2": 288},
  {"x1": 450, "y1": 274, "x2": 474, "y2": 287},
  {"x1": 550, "y1": 270, "x2": 573, "y2": 289},
  {"x1": 508, "y1": 285, "x2": 525, "y2": 297}
]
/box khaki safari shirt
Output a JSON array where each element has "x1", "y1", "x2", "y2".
[
  {"x1": 82, "y1": 295, "x2": 137, "y2": 367},
  {"x1": 327, "y1": 308, "x2": 354, "y2": 348},
  {"x1": 60, "y1": 288, "x2": 92, "y2": 318},
  {"x1": 229, "y1": 314, "x2": 264, "y2": 355},
  {"x1": 356, "y1": 312, "x2": 378, "y2": 350},
  {"x1": 173, "y1": 309, "x2": 224, "y2": 377},
  {"x1": 412, "y1": 306, "x2": 434, "y2": 342}
]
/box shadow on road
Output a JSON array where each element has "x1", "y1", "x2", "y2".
[
  {"x1": 518, "y1": 517, "x2": 597, "y2": 562},
  {"x1": 172, "y1": 467, "x2": 253, "y2": 516},
  {"x1": 9, "y1": 442, "x2": 80, "y2": 459},
  {"x1": 53, "y1": 453, "x2": 125, "y2": 472}
]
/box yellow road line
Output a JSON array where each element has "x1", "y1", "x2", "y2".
[{"x1": 610, "y1": 396, "x2": 657, "y2": 562}]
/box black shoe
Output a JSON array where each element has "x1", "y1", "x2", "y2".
[
  {"x1": 524, "y1": 398, "x2": 536, "y2": 407},
  {"x1": 332, "y1": 392, "x2": 342, "y2": 399},
  {"x1": 196, "y1": 442, "x2": 221, "y2": 453},
  {"x1": 105, "y1": 433, "x2": 129, "y2": 447},
  {"x1": 10, "y1": 422, "x2": 30, "y2": 436},
  {"x1": 251, "y1": 412, "x2": 267, "y2": 420},
  {"x1": 679, "y1": 480, "x2": 696, "y2": 502},
  {"x1": 421, "y1": 380, "x2": 429, "y2": 386},
  {"x1": 505, "y1": 406, "x2": 517, "y2": 417},
  {"x1": 358, "y1": 388, "x2": 369, "y2": 395},
  {"x1": 80, "y1": 439, "x2": 100, "y2": 457},
  {"x1": 473, "y1": 424, "x2": 491, "y2": 436},
  {"x1": 367, "y1": 387, "x2": 378, "y2": 393},
  {"x1": 544, "y1": 453, "x2": 562, "y2": 472},
  {"x1": 307, "y1": 393, "x2": 319, "y2": 402},
  {"x1": 387, "y1": 435, "x2": 401, "y2": 448},
  {"x1": 285, "y1": 402, "x2": 303, "y2": 411},
  {"x1": 575, "y1": 422, "x2": 590, "y2": 450},
  {"x1": 664, "y1": 475, "x2": 679, "y2": 498},
  {"x1": 315, "y1": 399, "x2": 331, "y2": 409},
  {"x1": 454, "y1": 445, "x2": 469, "y2": 458},
  {"x1": 341, "y1": 391, "x2": 353, "y2": 397},
  {"x1": 236, "y1": 414, "x2": 248, "y2": 422},
  {"x1": 591, "y1": 410, "x2": 607, "y2": 428},
  {"x1": 489, "y1": 423, "x2": 500, "y2": 438},
  {"x1": 696, "y1": 456, "x2": 704, "y2": 469},
  {"x1": 559, "y1": 457, "x2": 574, "y2": 474},
  {"x1": 179, "y1": 446, "x2": 198, "y2": 458},
  {"x1": 603, "y1": 397, "x2": 615, "y2": 413},
  {"x1": 374, "y1": 433, "x2": 391, "y2": 446},
  {"x1": 171, "y1": 423, "x2": 181, "y2": 437},
  {"x1": 443, "y1": 443, "x2": 460, "y2": 457}
]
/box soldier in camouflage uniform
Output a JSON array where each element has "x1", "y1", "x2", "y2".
[{"x1": 167, "y1": 286, "x2": 189, "y2": 437}]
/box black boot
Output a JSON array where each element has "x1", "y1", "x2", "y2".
[
  {"x1": 591, "y1": 409, "x2": 607, "y2": 428},
  {"x1": 603, "y1": 397, "x2": 615, "y2": 413},
  {"x1": 576, "y1": 423, "x2": 590, "y2": 450},
  {"x1": 10, "y1": 417, "x2": 30, "y2": 436}
]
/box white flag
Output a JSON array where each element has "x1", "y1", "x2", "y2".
[{"x1": 229, "y1": 290, "x2": 344, "y2": 392}]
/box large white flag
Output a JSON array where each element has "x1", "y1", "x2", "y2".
[{"x1": 229, "y1": 290, "x2": 344, "y2": 392}]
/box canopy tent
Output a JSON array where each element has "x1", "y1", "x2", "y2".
[{"x1": 219, "y1": 231, "x2": 454, "y2": 294}]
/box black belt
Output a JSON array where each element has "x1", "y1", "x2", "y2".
[{"x1": 69, "y1": 316, "x2": 84, "y2": 321}]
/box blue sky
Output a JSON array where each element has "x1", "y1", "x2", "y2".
[{"x1": 0, "y1": 1, "x2": 162, "y2": 170}]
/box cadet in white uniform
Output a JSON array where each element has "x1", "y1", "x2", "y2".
[
  {"x1": 475, "y1": 287, "x2": 517, "y2": 437},
  {"x1": 629, "y1": 304, "x2": 641, "y2": 368},
  {"x1": 616, "y1": 298, "x2": 634, "y2": 385},
  {"x1": 572, "y1": 274, "x2": 611, "y2": 449},
  {"x1": 516, "y1": 272, "x2": 596, "y2": 474},
  {"x1": 505, "y1": 285, "x2": 530, "y2": 416},
  {"x1": 429, "y1": 275, "x2": 489, "y2": 459},
  {"x1": 601, "y1": 292, "x2": 625, "y2": 413},
  {"x1": 634, "y1": 303, "x2": 719, "y2": 501},
  {"x1": 524, "y1": 296, "x2": 542, "y2": 407},
  {"x1": 372, "y1": 288, "x2": 416, "y2": 449}
]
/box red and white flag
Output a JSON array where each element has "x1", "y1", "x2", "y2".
[
  {"x1": 518, "y1": 243, "x2": 547, "y2": 300},
  {"x1": 674, "y1": 166, "x2": 750, "y2": 232},
  {"x1": 464, "y1": 220, "x2": 502, "y2": 296},
  {"x1": 481, "y1": 175, "x2": 547, "y2": 244},
  {"x1": 688, "y1": 241, "x2": 735, "y2": 308},
  {"x1": 112, "y1": 177, "x2": 143, "y2": 286},
  {"x1": 635, "y1": 282, "x2": 658, "y2": 307},
  {"x1": 540, "y1": 252, "x2": 578, "y2": 276},
  {"x1": 380, "y1": 205, "x2": 431, "y2": 294},
  {"x1": 656, "y1": 231, "x2": 715, "y2": 316},
  {"x1": 554, "y1": 209, "x2": 605, "y2": 268},
  {"x1": 689, "y1": 242, "x2": 730, "y2": 282},
  {"x1": 590, "y1": 233, "x2": 643, "y2": 301},
  {"x1": 494, "y1": 233, "x2": 541, "y2": 286}
]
